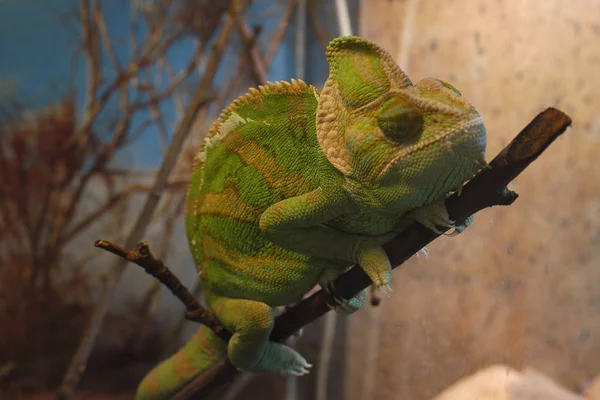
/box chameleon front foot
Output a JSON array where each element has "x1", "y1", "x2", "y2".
[
  {"x1": 409, "y1": 198, "x2": 473, "y2": 235},
  {"x1": 356, "y1": 238, "x2": 393, "y2": 290}
]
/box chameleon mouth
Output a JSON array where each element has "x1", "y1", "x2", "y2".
[{"x1": 378, "y1": 115, "x2": 485, "y2": 180}]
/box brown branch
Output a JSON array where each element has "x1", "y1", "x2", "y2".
[
  {"x1": 129, "y1": 0, "x2": 140, "y2": 63},
  {"x1": 166, "y1": 107, "x2": 572, "y2": 399},
  {"x1": 162, "y1": 278, "x2": 203, "y2": 355},
  {"x1": 265, "y1": 0, "x2": 299, "y2": 66},
  {"x1": 133, "y1": 193, "x2": 187, "y2": 346},
  {"x1": 157, "y1": 56, "x2": 186, "y2": 118},
  {"x1": 53, "y1": 112, "x2": 133, "y2": 248},
  {"x1": 128, "y1": 42, "x2": 208, "y2": 112},
  {"x1": 214, "y1": 2, "x2": 297, "y2": 118},
  {"x1": 307, "y1": 0, "x2": 329, "y2": 52},
  {"x1": 150, "y1": 100, "x2": 169, "y2": 153},
  {"x1": 94, "y1": 240, "x2": 230, "y2": 341},
  {"x1": 75, "y1": 10, "x2": 178, "y2": 141},
  {"x1": 57, "y1": 2, "x2": 242, "y2": 398},
  {"x1": 60, "y1": 180, "x2": 188, "y2": 246},
  {"x1": 79, "y1": 0, "x2": 101, "y2": 149},
  {"x1": 54, "y1": 8, "x2": 207, "y2": 252},
  {"x1": 120, "y1": 118, "x2": 154, "y2": 147},
  {"x1": 234, "y1": 18, "x2": 267, "y2": 85},
  {"x1": 93, "y1": 0, "x2": 121, "y2": 71}
]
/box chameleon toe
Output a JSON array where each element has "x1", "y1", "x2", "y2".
[{"x1": 287, "y1": 359, "x2": 312, "y2": 376}]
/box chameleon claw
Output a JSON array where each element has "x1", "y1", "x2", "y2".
[
  {"x1": 378, "y1": 284, "x2": 393, "y2": 297},
  {"x1": 419, "y1": 246, "x2": 429, "y2": 259},
  {"x1": 385, "y1": 284, "x2": 393, "y2": 296}
]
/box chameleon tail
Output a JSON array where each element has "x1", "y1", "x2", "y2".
[{"x1": 135, "y1": 325, "x2": 228, "y2": 400}]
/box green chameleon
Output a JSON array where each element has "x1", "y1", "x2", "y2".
[{"x1": 136, "y1": 36, "x2": 487, "y2": 399}]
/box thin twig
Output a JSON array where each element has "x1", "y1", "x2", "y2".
[
  {"x1": 234, "y1": 18, "x2": 267, "y2": 85},
  {"x1": 209, "y1": 1, "x2": 298, "y2": 122},
  {"x1": 120, "y1": 118, "x2": 155, "y2": 147},
  {"x1": 60, "y1": 180, "x2": 187, "y2": 245},
  {"x1": 129, "y1": 0, "x2": 140, "y2": 68},
  {"x1": 150, "y1": 101, "x2": 169, "y2": 154},
  {"x1": 128, "y1": 42, "x2": 208, "y2": 112},
  {"x1": 79, "y1": 0, "x2": 100, "y2": 150},
  {"x1": 94, "y1": 240, "x2": 230, "y2": 341},
  {"x1": 265, "y1": 0, "x2": 298, "y2": 66},
  {"x1": 162, "y1": 278, "x2": 203, "y2": 355},
  {"x1": 53, "y1": 6, "x2": 177, "y2": 250},
  {"x1": 93, "y1": 0, "x2": 121, "y2": 71},
  {"x1": 158, "y1": 55, "x2": 186, "y2": 119},
  {"x1": 307, "y1": 0, "x2": 329, "y2": 52},
  {"x1": 133, "y1": 192, "x2": 187, "y2": 353}
]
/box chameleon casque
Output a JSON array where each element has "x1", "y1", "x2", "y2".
[{"x1": 136, "y1": 36, "x2": 487, "y2": 399}]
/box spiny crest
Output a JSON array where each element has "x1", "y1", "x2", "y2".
[
  {"x1": 207, "y1": 79, "x2": 310, "y2": 139},
  {"x1": 192, "y1": 79, "x2": 314, "y2": 171}
]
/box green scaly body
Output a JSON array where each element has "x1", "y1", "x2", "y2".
[{"x1": 136, "y1": 36, "x2": 487, "y2": 400}]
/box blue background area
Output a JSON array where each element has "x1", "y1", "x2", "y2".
[{"x1": 0, "y1": 0, "x2": 358, "y2": 168}]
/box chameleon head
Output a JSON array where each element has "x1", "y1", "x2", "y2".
[{"x1": 317, "y1": 36, "x2": 487, "y2": 200}]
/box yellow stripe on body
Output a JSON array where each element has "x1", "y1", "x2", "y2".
[{"x1": 221, "y1": 131, "x2": 311, "y2": 199}]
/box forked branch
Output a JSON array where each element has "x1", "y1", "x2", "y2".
[
  {"x1": 97, "y1": 108, "x2": 572, "y2": 399},
  {"x1": 94, "y1": 240, "x2": 230, "y2": 340}
]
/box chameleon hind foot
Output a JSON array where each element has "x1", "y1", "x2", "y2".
[
  {"x1": 255, "y1": 342, "x2": 312, "y2": 376},
  {"x1": 214, "y1": 297, "x2": 312, "y2": 376}
]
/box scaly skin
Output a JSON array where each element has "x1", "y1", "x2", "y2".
[{"x1": 136, "y1": 35, "x2": 487, "y2": 400}]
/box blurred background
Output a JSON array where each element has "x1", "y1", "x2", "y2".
[{"x1": 0, "y1": 0, "x2": 598, "y2": 399}]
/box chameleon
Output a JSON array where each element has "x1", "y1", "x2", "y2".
[{"x1": 136, "y1": 35, "x2": 487, "y2": 399}]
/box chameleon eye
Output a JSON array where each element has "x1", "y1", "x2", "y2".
[
  {"x1": 377, "y1": 95, "x2": 424, "y2": 143},
  {"x1": 440, "y1": 80, "x2": 462, "y2": 96}
]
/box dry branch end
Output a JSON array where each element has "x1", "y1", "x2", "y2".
[{"x1": 94, "y1": 240, "x2": 230, "y2": 342}]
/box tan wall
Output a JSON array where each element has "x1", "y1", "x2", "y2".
[{"x1": 346, "y1": 0, "x2": 600, "y2": 399}]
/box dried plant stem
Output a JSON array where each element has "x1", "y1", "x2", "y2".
[
  {"x1": 234, "y1": 19, "x2": 267, "y2": 85},
  {"x1": 265, "y1": 0, "x2": 299, "y2": 66},
  {"x1": 307, "y1": 0, "x2": 329, "y2": 51},
  {"x1": 56, "y1": 2, "x2": 244, "y2": 398},
  {"x1": 94, "y1": 240, "x2": 230, "y2": 341}
]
